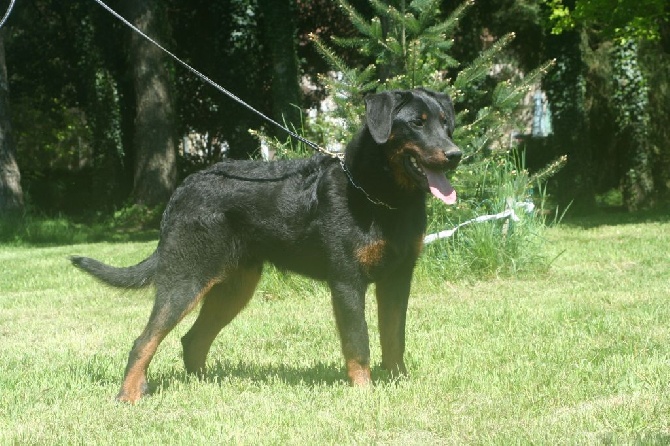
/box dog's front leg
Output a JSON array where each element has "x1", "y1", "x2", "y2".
[
  {"x1": 375, "y1": 270, "x2": 413, "y2": 377},
  {"x1": 329, "y1": 280, "x2": 371, "y2": 386}
]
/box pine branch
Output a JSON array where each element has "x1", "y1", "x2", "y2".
[
  {"x1": 370, "y1": 0, "x2": 421, "y2": 35},
  {"x1": 529, "y1": 155, "x2": 568, "y2": 184},
  {"x1": 424, "y1": 0, "x2": 472, "y2": 35},
  {"x1": 339, "y1": 0, "x2": 375, "y2": 38},
  {"x1": 454, "y1": 32, "x2": 515, "y2": 90},
  {"x1": 410, "y1": 0, "x2": 440, "y2": 16},
  {"x1": 310, "y1": 33, "x2": 350, "y2": 74}
]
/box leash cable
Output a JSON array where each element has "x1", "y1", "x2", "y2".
[
  {"x1": 0, "y1": 0, "x2": 16, "y2": 31},
  {"x1": 89, "y1": 0, "x2": 339, "y2": 159},
  {"x1": 90, "y1": 0, "x2": 400, "y2": 209},
  {"x1": 0, "y1": 0, "x2": 332, "y2": 157},
  {"x1": 1, "y1": 0, "x2": 395, "y2": 209}
]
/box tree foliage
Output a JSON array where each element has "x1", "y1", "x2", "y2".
[
  {"x1": 546, "y1": 0, "x2": 668, "y2": 41},
  {"x1": 1, "y1": 0, "x2": 667, "y2": 218},
  {"x1": 171, "y1": 0, "x2": 270, "y2": 161},
  {"x1": 541, "y1": 0, "x2": 669, "y2": 210},
  {"x1": 311, "y1": 0, "x2": 552, "y2": 164}
]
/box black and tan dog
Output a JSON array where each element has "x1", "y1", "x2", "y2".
[{"x1": 71, "y1": 88, "x2": 462, "y2": 403}]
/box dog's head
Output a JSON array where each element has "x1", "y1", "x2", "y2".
[{"x1": 365, "y1": 88, "x2": 462, "y2": 205}]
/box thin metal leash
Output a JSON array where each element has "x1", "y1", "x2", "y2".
[
  {"x1": 0, "y1": 0, "x2": 16, "y2": 30},
  {"x1": 90, "y1": 0, "x2": 396, "y2": 209},
  {"x1": 90, "y1": 0, "x2": 339, "y2": 159},
  {"x1": 0, "y1": 0, "x2": 333, "y2": 157},
  {"x1": 0, "y1": 0, "x2": 395, "y2": 209}
]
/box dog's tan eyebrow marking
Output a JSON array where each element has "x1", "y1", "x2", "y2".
[{"x1": 421, "y1": 113, "x2": 428, "y2": 121}]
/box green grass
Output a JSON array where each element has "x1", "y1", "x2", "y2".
[
  {"x1": 1, "y1": 214, "x2": 669, "y2": 444},
  {"x1": 0, "y1": 206, "x2": 161, "y2": 246}
]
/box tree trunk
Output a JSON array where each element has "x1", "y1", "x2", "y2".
[
  {"x1": 259, "y1": 0, "x2": 301, "y2": 132},
  {"x1": 0, "y1": 30, "x2": 23, "y2": 216},
  {"x1": 125, "y1": 0, "x2": 177, "y2": 207},
  {"x1": 621, "y1": 128, "x2": 655, "y2": 211}
]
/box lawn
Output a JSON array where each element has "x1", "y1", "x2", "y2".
[{"x1": 0, "y1": 213, "x2": 669, "y2": 444}]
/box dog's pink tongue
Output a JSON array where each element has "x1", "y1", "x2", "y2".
[{"x1": 424, "y1": 168, "x2": 457, "y2": 205}]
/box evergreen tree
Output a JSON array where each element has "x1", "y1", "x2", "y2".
[
  {"x1": 310, "y1": 0, "x2": 558, "y2": 208},
  {"x1": 304, "y1": 0, "x2": 563, "y2": 278}
]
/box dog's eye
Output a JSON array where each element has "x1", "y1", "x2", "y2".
[{"x1": 411, "y1": 118, "x2": 425, "y2": 127}]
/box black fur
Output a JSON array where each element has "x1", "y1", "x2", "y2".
[
  {"x1": 70, "y1": 254, "x2": 157, "y2": 288},
  {"x1": 71, "y1": 88, "x2": 462, "y2": 402}
]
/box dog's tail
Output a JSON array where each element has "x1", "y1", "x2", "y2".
[{"x1": 70, "y1": 251, "x2": 158, "y2": 289}]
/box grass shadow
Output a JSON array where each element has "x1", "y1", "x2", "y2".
[
  {"x1": 562, "y1": 206, "x2": 670, "y2": 229},
  {"x1": 206, "y1": 360, "x2": 346, "y2": 387},
  {"x1": 148, "y1": 361, "x2": 402, "y2": 394},
  {"x1": 0, "y1": 214, "x2": 159, "y2": 247}
]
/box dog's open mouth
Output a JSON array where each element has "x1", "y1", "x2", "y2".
[{"x1": 406, "y1": 155, "x2": 457, "y2": 205}]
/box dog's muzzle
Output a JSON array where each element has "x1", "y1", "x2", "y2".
[{"x1": 405, "y1": 146, "x2": 461, "y2": 205}]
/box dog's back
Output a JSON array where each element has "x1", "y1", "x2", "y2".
[{"x1": 160, "y1": 155, "x2": 343, "y2": 279}]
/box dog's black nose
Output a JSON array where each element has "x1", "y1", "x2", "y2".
[{"x1": 445, "y1": 148, "x2": 462, "y2": 168}]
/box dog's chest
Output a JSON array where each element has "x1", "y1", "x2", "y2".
[
  {"x1": 355, "y1": 236, "x2": 422, "y2": 278},
  {"x1": 353, "y1": 213, "x2": 425, "y2": 280}
]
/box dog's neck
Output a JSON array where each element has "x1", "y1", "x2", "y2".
[{"x1": 343, "y1": 127, "x2": 425, "y2": 209}]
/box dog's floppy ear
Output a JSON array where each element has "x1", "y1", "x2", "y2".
[{"x1": 365, "y1": 91, "x2": 407, "y2": 144}]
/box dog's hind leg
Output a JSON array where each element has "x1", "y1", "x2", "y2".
[
  {"x1": 181, "y1": 265, "x2": 262, "y2": 376},
  {"x1": 116, "y1": 278, "x2": 217, "y2": 403}
]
